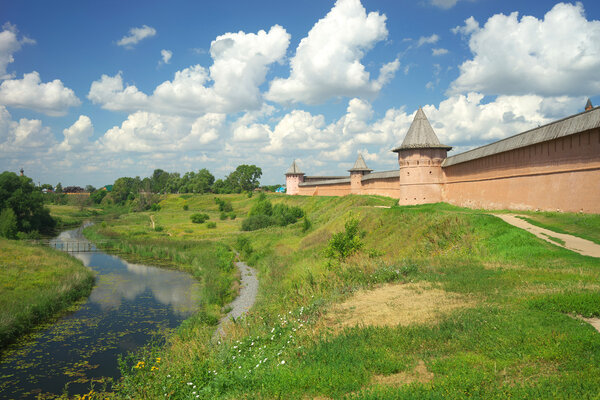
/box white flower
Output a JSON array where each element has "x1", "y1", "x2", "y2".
[
  {"x1": 187, "y1": 382, "x2": 193, "y2": 385},
  {"x1": 280, "y1": 360, "x2": 286, "y2": 365}
]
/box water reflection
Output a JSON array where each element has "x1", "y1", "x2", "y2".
[{"x1": 0, "y1": 226, "x2": 201, "y2": 399}]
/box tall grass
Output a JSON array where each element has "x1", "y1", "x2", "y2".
[{"x1": 0, "y1": 238, "x2": 95, "y2": 348}]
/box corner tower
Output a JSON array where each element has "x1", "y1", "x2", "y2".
[
  {"x1": 285, "y1": 160, "x2": 304, "y2": 195},
  {"x1": 348, "y1": 154, "x2": 372, "y2": 194},
  {"x1": 392, "y1": 107, "x2": 451, "y2": 205}
]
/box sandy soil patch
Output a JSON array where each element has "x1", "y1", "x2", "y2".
[
  {"x1": 322, "y1": 282, "x2": 475, "y2": 331},
  {"x1": 371, "y1": 360, "x2": 433, "y2": 387}
]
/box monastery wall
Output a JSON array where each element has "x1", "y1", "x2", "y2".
[
  {"x1": 442, "y1": 128, "x2": 600, "y2": 213},
  {"x1": 297, "y1": 180, "x2": 351, "y2": 196}
]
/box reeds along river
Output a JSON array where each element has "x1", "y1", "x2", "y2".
[{"x1": 0, "y1": 226, "x2": 201, "y2": 399}]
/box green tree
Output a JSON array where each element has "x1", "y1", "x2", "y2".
[
  {"x1": 55, "y1": 182, "x2": 63, "y2": 193},
  {"x1": 225, "y1": 165, "x2": 262, "y2": 193},
  {"x1": 325, "y1": 218, "x2": 364, "y2": 261},
  {"x1": 112, "y1": 177, "x2": 138, "y2": 204},
  {"x1": 0, "y1": 208, "x2": 17, "y2": 239},
  {"x1": 0, "y1": 171, "x2": 55, "y2": 234}
]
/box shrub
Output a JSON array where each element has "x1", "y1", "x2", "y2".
[
  {"x1": 190, "y1": 213, "x2": 209, "y2": 224},
  {"x1": 302, "y1": 216, "x2": 312, "y2": 232},
  {"x1": 206, "y1": 222, "x2": 216, "y2": 229},
  {"x1": 241, "y1": 214, "x2": 275, "y2": 231},
  {"x1": 325, "y1": 217, "x2": 364, "y2": 261},
  {"x1": 154, "y1": 225, "x2": 164, "y2": 232},
  {"x1": 150, "y1": 203, "x2": 161, "y2": 212},
  {"x1": 220, "y1": 212, "x2": 227, "y2": 220},
  {"x1": 228, "y1": 212, "x2": 236, "y2": 220},
  {"x1": 183, "y1": 204, "x2": 189, "y2": 211},
  {"x1": 236, "y1": 236, "x2": 253, "y2": 258},
  {"x1": 214, "y1": 198, "x2": 233, "y2": 212}
]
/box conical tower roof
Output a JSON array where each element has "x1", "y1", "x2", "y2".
[
  {"x1": 348, "y1": 153, "x2": 372, "y2": 172},
  {"x1": 285, "y1": 160, "x2": 304, "y2": 175},
  {"x1": 585, "y1": 98, "x2": 593, "y2": 111},
  {"x1": 392, "y1": 107, "x2": 452, "y2": 152}
]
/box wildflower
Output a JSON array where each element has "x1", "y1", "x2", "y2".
[
  {"x1": 156, "y1": 357, "x2": 161, "y2": 363},
  {"x1": 280, "y1": 360, "x2": 286, "y2": 365},
  {"x1": 167, "y1": 374, "x2": 171, "y2": 378},
  {"x1": 187, "y1": 382, "x2": 193, "y2": 386},
  {"x1": 151, "y1": 366, "x2": 159, "y2": 371}
]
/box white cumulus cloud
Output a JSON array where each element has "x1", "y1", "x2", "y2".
[
  {"x1": 117, "y1": 25, "x2": 157, "y2": 48},
  {"x1": 432, "y1": 48, "x2": 448, "y2": 56},
  {"x1": 266, "y1": 0, "x2": 398, "y2": 105},
  {"x1": 0, "y1": 23, "x2": 35, "y2": 79},
  {"x1": 90, "y1": 25, "x2": 290, "y2": 115},
  {"x1": 0, "y1": 71, "x2": 81, "y2": 116},
  {"x1": 160, "y1": 49, "x2": 172, "y2": 64},
  {"x1": 417, "y1": 34, "x2": 439, "y2": 47},
  {"x1": 449, "y1": 3, "x2": 600, "y2": 97},
  {"x1": 0, "y1": 106, "x2": 54, "y2": 155},
  {"x1": 57, "y1": 115, "x2": 93, "y2": 152}
]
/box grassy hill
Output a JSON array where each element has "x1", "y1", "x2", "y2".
[{"x1": 84, "y1": 194, "x2": 600, "y2": 399}]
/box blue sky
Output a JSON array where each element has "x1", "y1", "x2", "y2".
[{"x1": 1, "y1": 0, "x2": 599, "y2": 186}]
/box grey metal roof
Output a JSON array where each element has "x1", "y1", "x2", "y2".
[
  {"x1": 304, "y1": 176, "x2": 348, "y2": 180},
  {"x1": 361, "y1": 170, "x2": 399, "y2": 181},
  {"x1": 299, "y1": 177, "x2": 351, "y2": 187},
  {"x1": 392, "y1": 107, "x2": 452, "y2": 152},
  {"x1": 285, "y1": 160, "x2": 304, "y2": 175},
  {"x1": 348, "y1": 153, "x2": 373, "y2": 172},
  {"x1": 443, "y1": 106, "x2": 600, "y2": 167}
]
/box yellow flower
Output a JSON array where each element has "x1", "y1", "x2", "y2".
[{"x1": 151, "y1": 366, "x2": 159, "y2": 371}]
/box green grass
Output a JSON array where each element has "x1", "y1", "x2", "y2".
[
  {"x1": 81, "y1": 194, "x2": 600, "y2": 399},
  {"x1": 47, "y1": 204, "x2": 112, "y2": 228},
  {"x1": 512, "y1": 212, "x2": 600, "y2": 244},
  {"x1": 0, "y1": 238, "x2": 95, "y2": 349}
]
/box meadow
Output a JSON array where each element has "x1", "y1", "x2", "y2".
[
  {"x1": 0, "y1": 239, "x2": 95, "y2": 349},
  {"x1": 80, "y1": 194, "x2": 599, "y2": 399}
]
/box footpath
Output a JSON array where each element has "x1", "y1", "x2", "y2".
[
  {"x1": 214, "y1": 253, "x2": 258, "y2": 339},
  {"x1": 493, "y1": 214, "x2": 600, "y2": 258}
]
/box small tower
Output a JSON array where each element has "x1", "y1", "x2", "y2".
[
  {"x1": 585, "y1": 98, "x2": 593, "y2": 111},
  {"x1": 19, "y1": 168, "x2": 24, "y2": 177},
  {"x1": 285, "y1": 160, "x2": 304, "y2": 195},
  {"x1": 348, "y1": 153, "x2": 372, "y2": 194},
  {"x1": 392, "y1": 107, "x2": 452, "y2": 205}
]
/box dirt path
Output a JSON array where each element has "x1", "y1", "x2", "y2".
[
  {"x1": 214, "y1": 254, "x2": 258, "y2": 340},
  {"x1": 493, "y1": 214, "x2": 600, "y2": 258},
  {"x1": 150, "y1": 215, "x2": 155, "y2": 230}
]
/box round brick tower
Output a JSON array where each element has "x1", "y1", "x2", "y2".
[
  {"x1": 392, "y1": 107, "x2": 452, "y2": 205},
  {"x1": 285, "y1": 160, "x2": 304, "y2": 195}
]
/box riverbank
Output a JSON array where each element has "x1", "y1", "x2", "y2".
[
  {"x1": 83, "y1": 194, "x2": 600, "y2": 399},
  {"x1": 0, "y1": 238, "x2": 95, "y2": 349}
]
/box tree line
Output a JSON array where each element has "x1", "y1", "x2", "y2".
[{"x1": 107, "y1": 164, "x2": 263, "y2": 205}]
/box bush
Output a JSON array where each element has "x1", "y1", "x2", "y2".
[
  {"x1": 325, "y1": 218, "x2": 364, "y2": 261},
  {"x1": 236, "y1": 236, "x2": 253, "y2": 258},
  {"x1": 150, "y1": 203, "x2": 161, "y2": 211},
  {"x1": 191, "y1": 213, "x2": 210, "y2": 224},
  {"x1": 229, "y1": 212, "x2": 236, "y2": 220},
  {"x1": 302, "y1": 216, "x2": 312, "y2": 233},
  {"x1": 183, "y1": 204, "x2": 189, "y2": 211},
  {"x1": 215, "y1": 198, "x2": 233, "y2": 212},
  {"x1": 220, "y1": 212, "x2": 227, "y2": 220},
  {"x1": 206, "y1": 222, "x2": 216, "y2": 229},
  {"x1": 154, "y1": 225, "x2": 164, "y2": 232},
  {"x1": 241, "y1": 214, "x2": 275, "y2": 231}
]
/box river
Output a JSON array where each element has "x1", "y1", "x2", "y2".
[{"x1": 0, "y1": 226, "x2": 201, "y2": 399}]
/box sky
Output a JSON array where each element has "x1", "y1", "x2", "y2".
[{"x1": 1, "y1": 0, "x2": 599, "y2": 187}]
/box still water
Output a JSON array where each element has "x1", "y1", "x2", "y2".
[{"x1": 0, "y1": 226, "x2": 201, "y2": 399}]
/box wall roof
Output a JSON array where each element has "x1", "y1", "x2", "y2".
[
  {"x1": 443, "y1": 106, "x2": 600, "y2": 167},
  {"x1": 361, "y1": 170, "x2": 399, "y2": 181}
]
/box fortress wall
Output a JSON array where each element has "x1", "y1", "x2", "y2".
[
  {"x1": 442, "y1": 128, "x2": 600, "y2": 213},
  {"x1": 360, "y1": 177, "x2": 401, "y2": 198},
  {"x1": 297, "y1": 182, "x2": 351, "y2": 196}
]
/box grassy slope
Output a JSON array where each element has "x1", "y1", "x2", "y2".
[
  {"x1": 92, "y1": 194, "x2": 599, "y2": 399},
  {"x1": 0, "y1": 239, "x2": 95, "y2": 348},
  {"x1": 511, "y1": 211, "x2": 600, "y2": 244}
]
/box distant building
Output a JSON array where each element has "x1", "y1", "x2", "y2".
[
  {"x1": 286, "y1": 100, "x2": 600, "y2": 213},
  {"x1": 100, "y1": 185, "x2": 113, "y2": 192}
]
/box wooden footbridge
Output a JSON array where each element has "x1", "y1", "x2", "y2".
[{"x1": 35, "y1": 239, "x2": 112, "y2": 253}]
